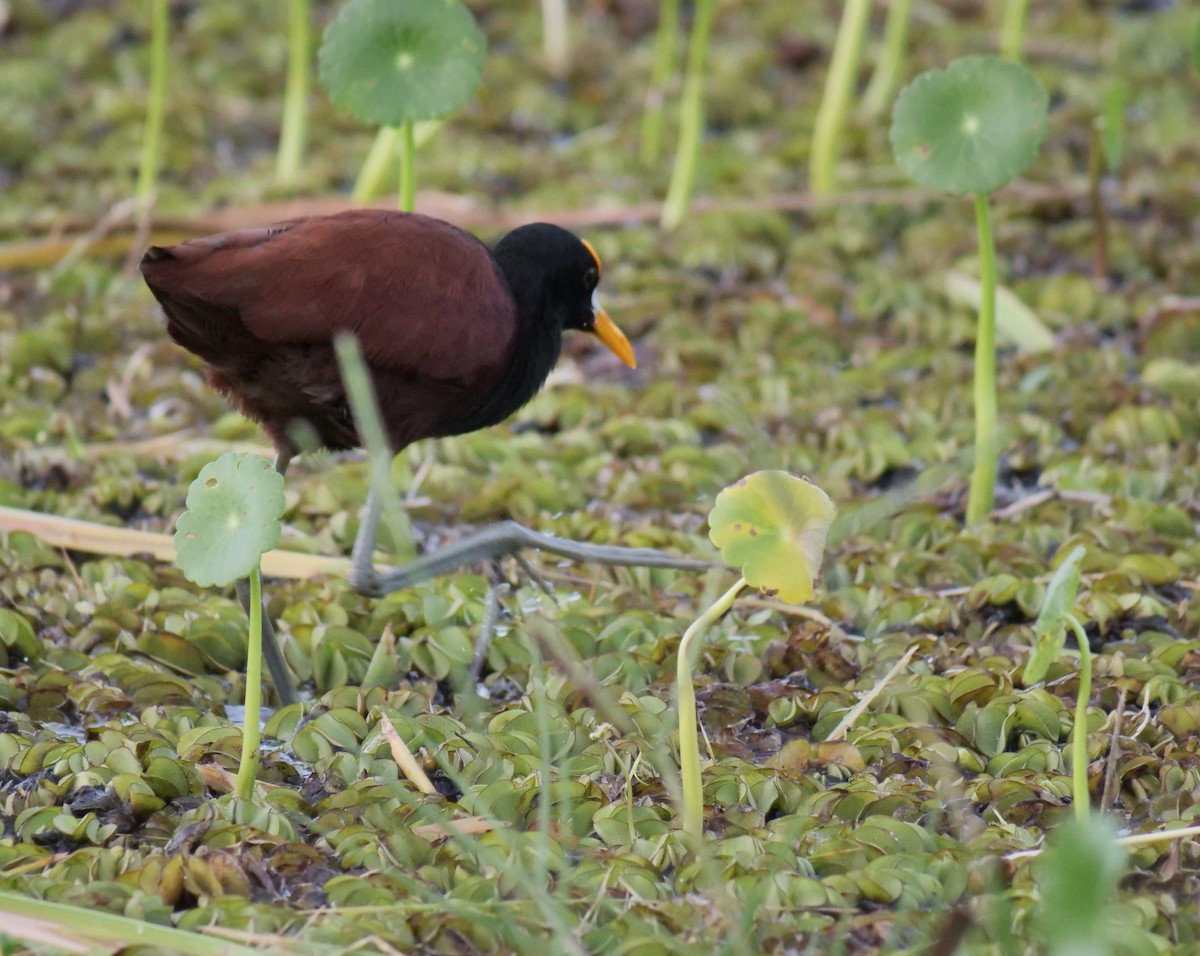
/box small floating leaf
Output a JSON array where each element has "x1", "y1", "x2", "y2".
[
  {"x1": 0, "y1": 609, "x2": 39, "y2": 666},
  {"x1": 1023, "y1": 546, "x2": 1086, "y2": 684},
  {"x1": 174, "y1": 453, "x2": 286, "y2": 588},
  {"x1": 1101, "y1": 79, "x2": 1125, "y2": 173},
  {"x1": 318, "y1": 0, "x2": 486, "y2": 127},
  {"x1": 890, "y1": 55, "x2": 1049, "y2": 195},
  {"x1": 708, "y1": 470, "x2": 836, "y2": 604}
]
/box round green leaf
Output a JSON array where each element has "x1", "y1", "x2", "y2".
[
  {"x1": 318, "y1": 0, "x2": 486, "y2": 127},
  {"x1": 890, "y1": 55, "x2": 1049, "y2": 195},
  {"x1": 707, "y1": 471, "x2": 836, "y2": 604},
  {"x1": 174, "y1": 453, "x2": 285, "y2": 588}
]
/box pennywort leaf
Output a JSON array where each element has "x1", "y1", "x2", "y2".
[
  {"x1": 174, "y1": 453, "x2": 286, "y2": 588},
  {"x1": 708, "y1": 470, "x2": 836, "y2": 604}
]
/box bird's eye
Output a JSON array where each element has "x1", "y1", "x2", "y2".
[{"x1": 584, "y1": 266, "x2": 598, "y2": 289}]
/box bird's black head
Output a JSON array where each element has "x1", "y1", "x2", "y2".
[{"x1": 493, "y1": 224, "x2": 635, "y2": 368}]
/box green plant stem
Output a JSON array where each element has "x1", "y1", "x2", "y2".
[
  {"x1": 135, "y1": 0, "x2": 169, "y2": 208},
  {"x1": 808, "y1": 0, "x2": 870, "y2": 195},
  {"x1": 1067, "y1": 614, "x2": 1093, "y2": 821},
  {"x1": 677, "y1": 576, "x2": 746, "y2": 846},
  {"x1": 275, "y1": 0, "x2": 310, "y2": 186},
  {"x1": 234, "y1": 566, "x2": 264, "y2": 801},
  {"x1": 333, "y1": 334, "x2": 415, "y2": 557},
  {"x1": 1000, "y1": 0, "x2": 1031, "y2": 62},
  {"x1": 528, "y1": 643, "x2": 555, "y2": 894},
  {"x1": 660, "y1": 0, "x2": 716, "y2": 231},
  {"x1": 353, "y1": 123, "x2": 442, "y2": 203},
  {"x1": 860, "y1": 0, "x2": 914, "y2": 118},
  {"x1": 1100, "y1": 79, "x2": 1126, "y2": 173},
  {"x1": 640, "y1": 0, "x2": 681, "y2": 166},
  {"x1": 1087, "y1": 129, "x2": 1110, "y2": 284},
  {"x1": 399, "y1": 121, "x2": 415, "y2": 212},
  {"x1": 966, "y1": 192, "x2": 999, "y2": 524},
  {"x1": 623, "y1": 752, "x2": 638, "y2": 844}
]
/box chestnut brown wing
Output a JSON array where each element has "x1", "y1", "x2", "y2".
[{"x1": 141, "y1": 209, "x2": 518, "y2": 383}]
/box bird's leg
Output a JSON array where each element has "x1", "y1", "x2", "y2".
[
  {"x1": 235, "y1": 450, "x2": 298, "y2": 706},
  {"x1": 512, "y1": 552, "x2": 555, "y2": 598},
  {"x1": 350, "y1": 518, "x2": 712, "y2": 598},
  {"x1": 235, "y1": 579, "x2": 295, "y2": 706},
  {"x1": 469, "y1": 560, "x2": 508, "y2": 681},
  {"x1": 348, "y1": 481, "x2": 385, "y2": 598},
  {"x1": 333, "y1": 331, "x2": 708, "y2": 600},
  {"x1": 467, "y1": 554, "x2": 563, "y2": 683}
]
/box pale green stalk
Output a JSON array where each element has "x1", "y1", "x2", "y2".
[
  {"x1": 1000, "y1": 0, "x2": 1031, "y2": 62},
  {"x1": 0, "y1": 890, "x2": 261, "y2": 955},
  {"x1": 966, "y1": 192, "x2": 998, "y2": 524},
  {"x1": 677, "y1": 576, "x2": 746, "y2": 845},
  {"x1": 623, "y1": 752, "x2": 639, "y2": 844},
  {"x1": 276, "y1": 0, "x2": 310, "y2": 186},
  {"x1": 531, "y1": 652, "x2": 554, "y2": 892},
  {"x1": 541, "y1": 0, "x2": 568, "y2": 77},
  {"x1": 640, "y1": 0, "x2": 681, "y2": 165},
  {"x1": 808, "y1": 0, "x2": 870, "y2": 195},
  {"x1": 1101, "y1": 79, "x2": 1126, "y2": 173},
  {"x1": 860, "y1": 0, "x2": 914, "y2": 118},
  {"x1": 135, "y1": 0, "x2": 169, "y2": 208},
  {"x1": 234, "y1": 566, "x2": 264, "y2": 800},
  {"x1": 1067, "y1": 614, "x2": 1093, "y2": 820},
  {"x1": 399, "y1": 121, "x2": 415, "y2": 212},
  {"x1": 660, "y1": 0, "x2": 716, "y2": 231}
]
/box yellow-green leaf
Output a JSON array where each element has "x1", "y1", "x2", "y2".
[{"x1": 708, "y1": 471, "x2": 836, "y2": 604}]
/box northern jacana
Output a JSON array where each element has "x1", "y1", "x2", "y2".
[
  {"x1": 140, "y1": 209, "x2": 636, "y2": 471},
  {"x1": 141, "y1": 210, "x2": 701, "y2": 701}
]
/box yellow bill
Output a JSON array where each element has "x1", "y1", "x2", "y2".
[{"x1": 592, "y1": 305, "x2": 636, "y2": 368}]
